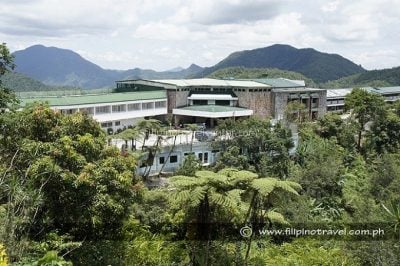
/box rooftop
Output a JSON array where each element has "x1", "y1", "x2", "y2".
[
  {"x1": 326, "y1": 88, "x2": 353, "y2": 98},
  {"x1": 251, "y1": 78, "x2": 305, "y2": 88},
  {"x1": 366, "y1": 86, "x2": 400, "y2": 94},
  {"x1": 119, "y1": 78, "x2": 271, "y2": 88},
  {"x1": 20, "y1": 90, "x2": 166, "y2": 107}
]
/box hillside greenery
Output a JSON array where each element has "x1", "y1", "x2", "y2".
[
  {"x1": 1, "y1": 71, "x2": 84, "y2": 93},
  {"x1": 321, "y1": 66, "x2": 400, "y2": 88},
  {"x1": 198, "y1": 44, "x2": 365, "y2": 83},
  {"x1": 208, "y1": 67, "x2": 318, "y2": 87}
]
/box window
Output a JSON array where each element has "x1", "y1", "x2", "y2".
[
  {"x1": 159, "y1": 157, "x2": 165, "y2": 164},
  {"x1": 95, "y1": 106, "x2": 110, "y2": 114},
  {"x1": 204, "y1": 152, "x2": 208, "y2": 163},
  {"x1": 115, "y1": 121, "x2": 121, "y2": 126},
  {"x1": 61, "y1": 109, "x2": 77, "y2": 114},
  {"x1": 79, "y1": 107, "x2": 94, "y2": 115},
  {"x1": 101, "y1": 122, "x2": 112, "y2": 128},
  {"x1": 155, "y1": 101, "x2": 166, "y2": 108},
  {"x1": 128, "y1": 103, "x2": 141, "y2": 111},
  {"x1": 112, "y1": 104, "x2": 126, "y2": 112},
  {"x1": 142, "y1": 102, "x2": 154, "y2": 109},
  {"x1": 198, "y1": 153, "x2": 203, "y2": 161},
  {"x1": 215, "y1": 100, "x2": 230, "y2": 106},
  {"x1": 170, "y1": 155, "x2": 178, "y2": 163},
  {"x1": 193, "y1": 100, "x2": 208, "y2": 105}
]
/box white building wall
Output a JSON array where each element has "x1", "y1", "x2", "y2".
[{"x1": 51, "y1": 99, "x2": 167, "y2": 131}]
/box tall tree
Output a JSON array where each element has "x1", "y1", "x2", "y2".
[
  {"x1": 345, "y1": 88, "x2": 385, "y2": 152},
  {"x1": 0, "y1": 104, "x2": 140, "y2": 263},
  {"x1": 0, "y1": 43, "x2": 17, "y2": 110}
]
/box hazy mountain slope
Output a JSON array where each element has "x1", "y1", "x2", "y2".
[{"x1": 13, "y1": 45, "x2": 204, "y2": 89}]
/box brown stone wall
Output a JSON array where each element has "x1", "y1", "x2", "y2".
[
  {"x1": 167, "y1": 90, "x2": 177, "y2": 113},
  {"x1": 316, "y1": 90, "x2": 327, "y2": 118},
  {"x1": 166, "y1": 90, "x2": 190, "y2": 113},
  {"x1": 175, "y1": 90, "x2": 190, "y2": 108},
  {"x1": 234, "y1": 91, "x2": 273, "y2": 118},
  {"x1": 272, "y1": 92, "x2": 290, "y2": 120}
]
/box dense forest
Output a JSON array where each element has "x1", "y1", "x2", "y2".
[
  {"x1": 321, "y1": 66, "x2": 400, "y2": 88},
  {"x1": 2, "y1": 44, "x2": 400, "y2": 265}
]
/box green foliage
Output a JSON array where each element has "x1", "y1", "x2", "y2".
[
  {"x1": 0, "y1": 243, "x2": 7, "y2": 266},
  {"x1": 0, "y1": 43, "x2": 18, "y2": 109},
  {"x1": 366, "y1": 106, "x2": 400, "y2": 154},
  {"x1": 214, "y1": 146, "x2": 250, "y2": 171},
  {"x1": 370, "y1": 153, "x2": 400, "y2": 203},
  {"x1": 0, "y1": 103, "x2": 140, "y2": 264},
  {"x1": 175, "y1": 154, "x2": 201, "y2": 176},
  {"x1": 214, "y1": 117, "x2": 294, "y2": 178},
  {"x1": 293, "y1": 132, "x2": 346, "y2": 221},
  {"x1": 322, "y1": 66, "x2": 400, "y2": 88},
  {"x1": 251, "y1": 239, "x2": 359, "y2": 265},
  {"x1": 345, "y1": 88, "x2": 386, "y2": 151},
  {"x1": 202, "y1": 44, "x2": 364, "y2": 82}
]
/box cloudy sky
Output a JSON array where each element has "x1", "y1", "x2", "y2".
[{"x1": 0, "y1": 0, "x2": 399, "y2": 71}]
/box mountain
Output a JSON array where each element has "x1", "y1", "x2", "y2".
[
  {"x1": 13, "y1": 45, "x2": 120, "y2": 89},
  {"x1": 167, "y1": 66, "x2": 184, "y2": 72},
  {"x1": 13, "y1": 45, "x2": 204, "y2": 89},
  {"x1": 196, "y1": 44, "x2": 365, "y2": 83},
  {"x1": 12, "y1": 44, "x2": 367, "y2": 89},
  {"x1": 322, "y1": 66, "x2": 400, "y2": 88}
]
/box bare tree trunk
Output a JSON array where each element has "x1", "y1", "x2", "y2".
[
  {"x1": 144, "y1": 136, "x2": 161, "y2": 178},
  {"x1": 190, "y1": 131, "x2": 195, "y2": 152},
  {"x1": 158, "y1": 135, "x2": 177, "y2": 177}
]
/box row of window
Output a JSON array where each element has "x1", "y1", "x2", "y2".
[
  {"x1": 158, "y1": 151, "x2": 215, "y2": 165},
  {"x1": 100, "y1": 121, "x2": 121, "y2": 128},
  {"x1": 327, "y1": 99, "x2": 345, "y2": 105},
  {"x1": 176, "y1": 87, "x2": 270, "y2": 92},
  {"x1": 59, "y1": 101, "x2": 166, "y2": 115}
]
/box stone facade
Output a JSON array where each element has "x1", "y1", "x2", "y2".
[
  {"x1": 272, "y1": 89, "x2": 327, "y2": 120},
  {"x1": 167, "y1": 90, "x2": 190, "y2": 112},
  {"x1": 234, "y1": 90, "x2": 273, "y2": 118}
]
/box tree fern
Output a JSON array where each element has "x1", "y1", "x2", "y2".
[{"x1": 265, "y1": 210, "x2": 289, "y2": 225}]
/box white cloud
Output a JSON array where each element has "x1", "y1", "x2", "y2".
[{"x1": 0, "y1": 0, "x2": 399, "y2": 71}]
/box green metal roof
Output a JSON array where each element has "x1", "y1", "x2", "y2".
[
  {"x1": 178, "y1": 105, "x2": 251, "y2": 112},
  {"x1": 19, "y1": 90, "x2": 167, "y2": 107}
]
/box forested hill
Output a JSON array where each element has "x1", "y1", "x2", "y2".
[
  {"x1": 322, "y1": 66, "x2": 400, "y2": 88},
  {"x1": 0, "y1": 71, "x2": 81, "y2": 93},
  {"x1": 208, "y1": 67, "x2": 317, "y2": 87},
  {"x1": 196, "y1": 44, "x2": 365, "y2": 83},
  {"x1": 12, "y1": 45, "x2": 204, "y2": 89}
]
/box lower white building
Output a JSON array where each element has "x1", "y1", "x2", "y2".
[{"x1": 20, "y1": 90, "x2": 168, "y2": 132}]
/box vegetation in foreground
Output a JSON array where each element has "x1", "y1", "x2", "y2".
[{"x1": 1, "y1": 43, "x2": 400, "y2": 265}]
